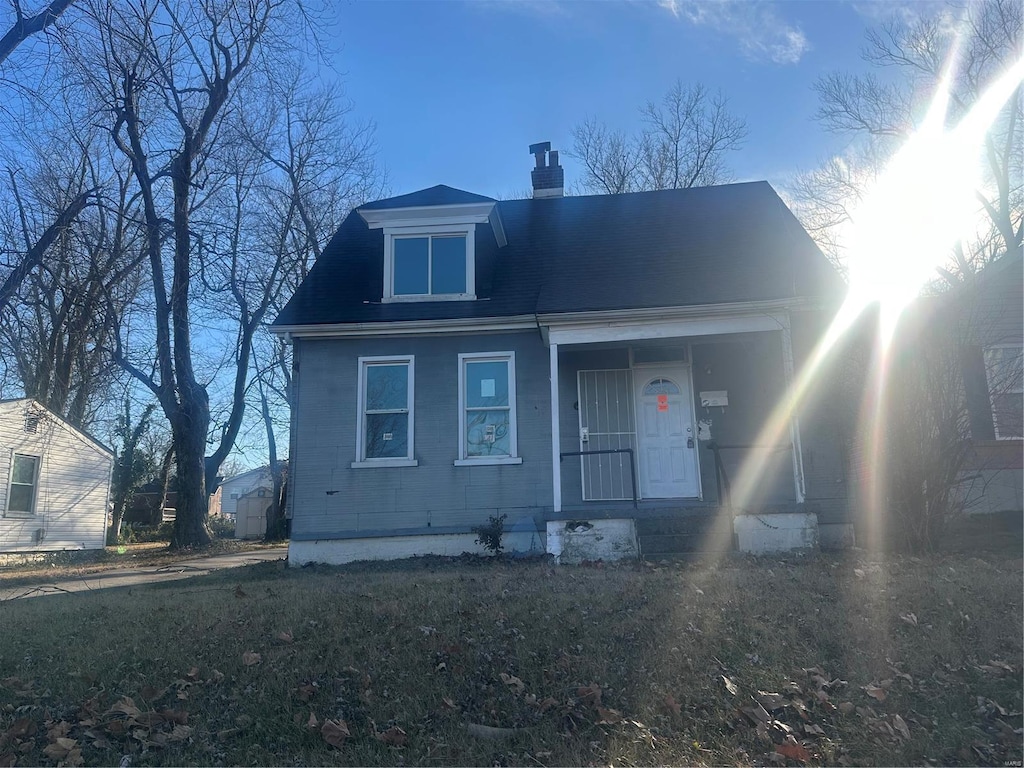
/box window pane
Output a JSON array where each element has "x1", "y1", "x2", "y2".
[
  {"x1": 365, "y1": 364, "x2": 408, "y2": 411},
  {"x1": 431, "y1": 235, "x2": 467, "y2": 294},
  {"x1": 8, "y1": 484, "x2": 33, "y2": 513},
  {"x1": 12, "y1": 456, "x2": 37, "y2": 485},
  {"x1": 643, "y1": 378, "x2": 680, "y2": 396},
  {"x1": 466, "y1": 409, "x2": 510, "y2": 457},
  {"x1": 993, "y1": 393, "x2": 1024, "y2": 439},
  {"x1": 393, "y1": 237, "x2": 429, "y2": 295},
  {"x1": 365, "y1": 413, "x2": 409, "y2": 458},
  {"x1": 465, "y1": 360, "x2": 509, "y2": 407}
]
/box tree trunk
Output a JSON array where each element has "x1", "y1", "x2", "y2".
[{"x1": 170, "y1": 397, "x2": 212, "y2": 549}]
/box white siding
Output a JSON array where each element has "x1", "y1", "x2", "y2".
[
  {"x1": 0, "y1": 400, "x2": 112, "y2": 552},
  {"x1": 220, "y1": 467, "x2": 273, "y2": 518}
]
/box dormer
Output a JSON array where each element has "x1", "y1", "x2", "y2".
[{"x1": 358, "y1": 185, "x2": 506, "y2": 303}]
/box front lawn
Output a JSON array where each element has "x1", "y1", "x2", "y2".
[{"x1": 0, "y1": 551, "x2": 1019, "y2": 766}]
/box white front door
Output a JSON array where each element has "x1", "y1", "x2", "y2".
[{"x1": 636, "y1": 367, "x2": 699, "y2": 498}]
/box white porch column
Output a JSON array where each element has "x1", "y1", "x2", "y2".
[
  {"x1": 550, "y1": 342, "x2": 562, "y2": 514},
  {"x1": 780, "y1": 316, "x2": 806, "y2": 503}
]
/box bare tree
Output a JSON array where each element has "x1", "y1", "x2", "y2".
[
  {"x1": 0, "y1": 134, "x2": 141, "y2": 427},
  {"x1": 0, "y1": 0, "x2": 76, "y2": 66},
  {"x1": 790, "y1": 0, "x2": 1022, "y2": 278},
  {"x1": 68, "y1": 0, "x2": 287, "y2": 548},
  {"x1": 570, "y1": 79, "x2": 747, "y2": 195}
]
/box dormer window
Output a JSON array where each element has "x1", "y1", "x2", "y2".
[
  {"x1": 393, "y1": 232, "x2": 469, "y2": 297},
  {"x1": 357, "y1": 191, "x2": 505, "y2": 304}
]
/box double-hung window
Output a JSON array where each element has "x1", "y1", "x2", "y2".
[
  {"x1": 7, "y1": 454, "x2": 39, "y2": 515},
  {"x1": 354, "y1": 356, "x2": 417, "y2": 467},
  {"x1": 457, "y1": 352, "x2": 521, "y2": 466},
  {"x1": 984, "y1": 345, "x2": 1023, "y2": 439}
]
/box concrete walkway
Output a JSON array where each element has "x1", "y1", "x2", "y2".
[{"x1": 0, "y1": 546, "x2": 289, "y2": 601}]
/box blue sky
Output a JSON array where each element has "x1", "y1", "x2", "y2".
[{"x1": 331, "y1": 0, "x2": 900, "y2": 198}]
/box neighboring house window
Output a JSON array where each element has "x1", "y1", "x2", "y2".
[
  {"x1": 354, "y1": 356, "x2": 417, "y2": 467},
  {"x1": 7, "y1": 454, "x2": 39, "y2": 515},
  {"x1": 384, "y1": 226, "x2": 475, "y2": 301},
  {"x1": 985, "y1": 345, "x2": 1023, "y2": 439},
  {"x1": 457, "y1": 352, "x2": 521, "y2": 465}
]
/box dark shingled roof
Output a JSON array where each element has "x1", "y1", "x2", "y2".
[
  {"x1": 273, "y1": 181, "x2": 841, "y2": 328},
  {"x1": 357, "y1": 184, "x2": 496, "y2": 210}
]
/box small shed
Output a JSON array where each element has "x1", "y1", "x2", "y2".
[
  {"x1": 235, "y1": 486, "x2": 273, "y2": 540},
  {"x1": 0, "y1": 399, "x2": 113, "y2": 552}
]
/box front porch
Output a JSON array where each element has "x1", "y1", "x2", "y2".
[{"x1": 540, "y1": 306, "x2": 832, "y2": 560}]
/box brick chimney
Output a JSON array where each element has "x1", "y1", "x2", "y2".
[{"x1": 529, "y1": 141, "x2": 564, "y2": 198}]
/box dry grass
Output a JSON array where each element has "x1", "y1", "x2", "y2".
[{"x1": 0, "y1": 550, "x2": 1019, "y2": 766}]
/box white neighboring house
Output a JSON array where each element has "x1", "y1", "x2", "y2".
[
  {"x1": 219, "y1": 466, "x2": 274, "y2": 520},
  {"x1": 0, "y1": 399, "x2": 113, "y2": 552}
]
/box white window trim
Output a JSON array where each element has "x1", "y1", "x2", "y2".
[
  {"x1": 383, "y1": 223, "x2": 476, "y2": 302},
  {"x1": 5, "y1": 452, "x2": 40, "y2": 517},
  {"x1": 353, "y1": 355, "x2": 418, "y2": 468},
  {"x1": 457, "y1": 351, "x2": 520, "y2": 466},
  {"x1": 984, "y1": 343, "x2": 1023, "y2": 441}
]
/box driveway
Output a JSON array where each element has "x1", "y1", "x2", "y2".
[{"x1": 0, "y1": 546, "x2": 289, "y2": 601}]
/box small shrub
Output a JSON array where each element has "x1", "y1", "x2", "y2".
[
  {"x1": 209, "y1": 516, "x2": 236, "y2": 539},
  {"x1": 472, "y1": 513, "x2": 507, "y2": 555}
]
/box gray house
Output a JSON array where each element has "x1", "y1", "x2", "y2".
[{"x1": 273, "y1": 144, "x2": 851, "y2": 565}]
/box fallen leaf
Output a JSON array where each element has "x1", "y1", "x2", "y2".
[
  {"x1": 160, "y1": 709, "x2": 188, "y2": 725},
  {"x1": 107, "y1": 697, "x2": 142, "y2": 720},
  {"x1": 499, "y1": 673, "x2": 525, "y2": 694},
  {"x1": 168, "y1": 724, "x2": 191, "y2": 742},
  {"x1": 216, "y1": 728, "x2": 240, "y2": 741},
  {"x1": 863, "y1": 685, "x2": 886, "y2": 702},
  {"x1": 577, "y1": 683, "x2": 602, "y2": 706},
  {"x1": 853, "y1": 568, "x2": 865, "y2": 578},
  {"x1": 139, "y1": 686, "x2": 166, "y2": 703},
  {"x1": 185, "y1": 667, "x2": 200, "y2": 681},
  {"x1": 42, "y1": 737, "x2": 78, "y2": 760},
  {"x1": 663, "y1": 694, "x2": 681, "y2": 715},
  {"x1": 306, "y1": 712, "x2": 319, "y2": 730},
  {"x1": 4, "y1": 718, "x2": 36, "y2": 739},
  {"x1": 596, "y1": 707, "x2": 622, "y2": 724},
  {"x1": 538, "y1": 696, "x2": 559, "y2": 712},
  {"x1": 242, "y1": 651, "x2": 261, "y2": 667},
  {"x1": 899, "y1": 613, "x2": 918, "y2": 626},
  {"x1": 441, "y1": 697, "x2": 459, "y2": 710},
  {"x1": 892, "y1": 714, "x2": 910, "y2": 740},
  {"x1": 838, "y1": 701, "x2": 855, "y2": 715},
  {"x1": 722, "y1": 675, "x2": 739, "y2": 696},
  {"x1": 295, "y1": 683, "x2": 317, "y2": 701},
  {"x1": 776, "y1": 740, "x2": 811, "y2": 762},
  {"x1": 276, "y1": 631, "x2": 294, "y2": 644},
  {"x1": 209, "y1": 670, "x2": 225, "y2": 683},
  {"x1": 321, "y1": 719, "x2": 350, "y2": 749},
  {"x1": 375, "y1": 725, "x2": 407, "y2": 746}
]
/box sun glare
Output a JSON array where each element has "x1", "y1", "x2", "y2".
[{"x1": 723, "y1": 49, "x2": 1024, "y2": 527}]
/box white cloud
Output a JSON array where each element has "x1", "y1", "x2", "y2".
[{"x1": 658, "y1": 0, "x2": 810, "y2": 65}]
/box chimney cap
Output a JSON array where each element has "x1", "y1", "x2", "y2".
[{"x1": 528, "y1": 141, "x2": 551, "y2": 155}]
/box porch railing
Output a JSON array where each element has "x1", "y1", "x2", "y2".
[
  {"x1": 704, "y1": 441, "x2": 792, "y2": 509},
  {"x1": 560, "y1": 448, "x2": 638, "y2": 509}
]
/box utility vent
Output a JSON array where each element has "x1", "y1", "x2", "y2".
[
  {"x1": 24, "y1": 413, "x2": 40, "y2": 434},
  {"x1": 33, "y1": 528, "x2": 46, "y2": 543}
]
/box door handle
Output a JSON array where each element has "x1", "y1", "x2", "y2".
[{"x1": 687, "y1": 437, "x2": 694, "y2": 449}]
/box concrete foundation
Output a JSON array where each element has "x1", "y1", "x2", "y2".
[
  {"x1": 546, "y1": 518, "x2": 638, "y2": 564},
  {"x1": 734, "y1": 512, "x2": 818, "y2": 554},
  {"x1": 818, "y1": 522, "x2": 856, "y2": 549},
  {"x1": 288, "y1": 529, "x2": 544, "y2": 566}
]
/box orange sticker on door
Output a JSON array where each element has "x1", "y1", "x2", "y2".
[{"x1": 657, "y1": 394, "x2": 669, "y2": 412}]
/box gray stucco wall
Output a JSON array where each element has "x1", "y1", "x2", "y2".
[{"x1": 290, "y1": 331, "x2": 552, "y2": 540}]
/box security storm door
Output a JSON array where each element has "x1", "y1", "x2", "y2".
[
  {"x1": 636, "y1": 368, "x2": 699, "y2": 498},
  {"x1": 577, "y1": 369, "x2": 637, "y2": 501}
]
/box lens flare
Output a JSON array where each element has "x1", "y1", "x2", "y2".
[{"x1": 727, "y1": 51, "x2": 1024, "y2": 532}]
